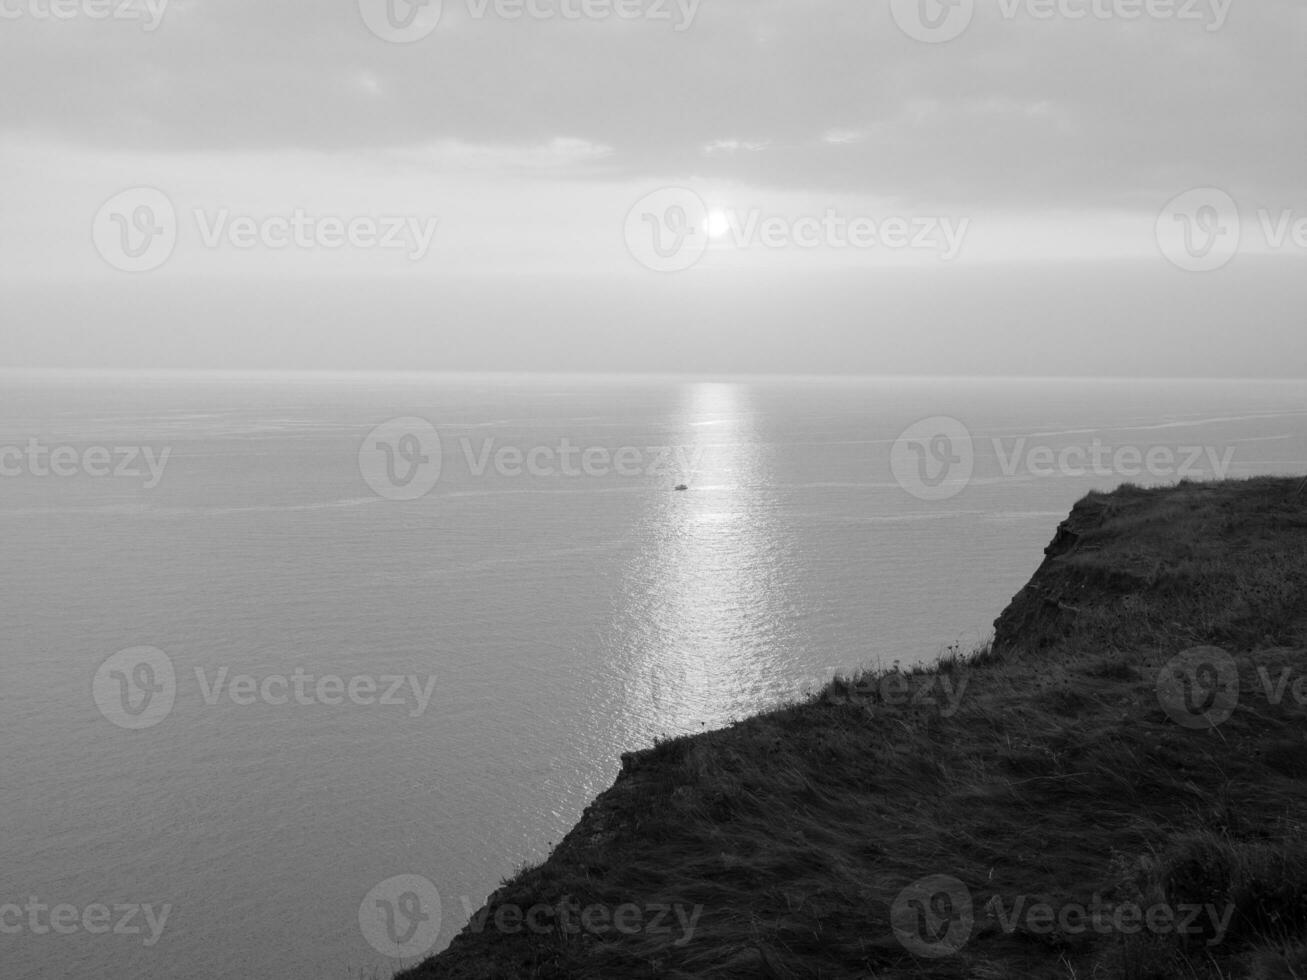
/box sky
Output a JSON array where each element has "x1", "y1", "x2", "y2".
[{"x1": 1, "y1": 0, "x2": 1304, "y2": 376}]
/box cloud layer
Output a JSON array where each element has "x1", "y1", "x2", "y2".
[{"x1": 2, "y1": 0, "x2": 1303, "y2": 206}]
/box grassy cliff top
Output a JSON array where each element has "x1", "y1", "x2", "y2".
[{"x1": 399, "y1": 477, "x2": 1307, "y2": 979}]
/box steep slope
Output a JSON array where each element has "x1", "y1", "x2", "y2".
[{"x1": 398, "y1": 477, "x2": 1307, "y2": 980}]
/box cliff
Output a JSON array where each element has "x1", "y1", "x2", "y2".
[{"x1": 398, "y1": 477, "x2": 1307, "y2": 979}]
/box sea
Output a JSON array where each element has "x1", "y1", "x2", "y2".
[{"x1": 2, "y1": 371, "x2": 1305, "y2": 980}]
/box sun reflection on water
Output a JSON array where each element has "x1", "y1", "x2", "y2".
[{"x1": 612, "y1": 382, "x2": 799, "y2": 745}]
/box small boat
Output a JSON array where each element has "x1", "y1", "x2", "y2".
[{"x1": 674, "y1": 484, "x2": 689, "y2": 492}]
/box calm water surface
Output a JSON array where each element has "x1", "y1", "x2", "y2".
[{"x1": 3, "y1": 373, "x2": 1305, "y2": 979}]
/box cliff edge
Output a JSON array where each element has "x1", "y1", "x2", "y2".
[{"x1": 399, "y1": 477, "x2": 1307, "y2": 979}]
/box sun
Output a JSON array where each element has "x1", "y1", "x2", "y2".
[{"x1": 704, "y1": 209, "x2": 731, "y2": 239}]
